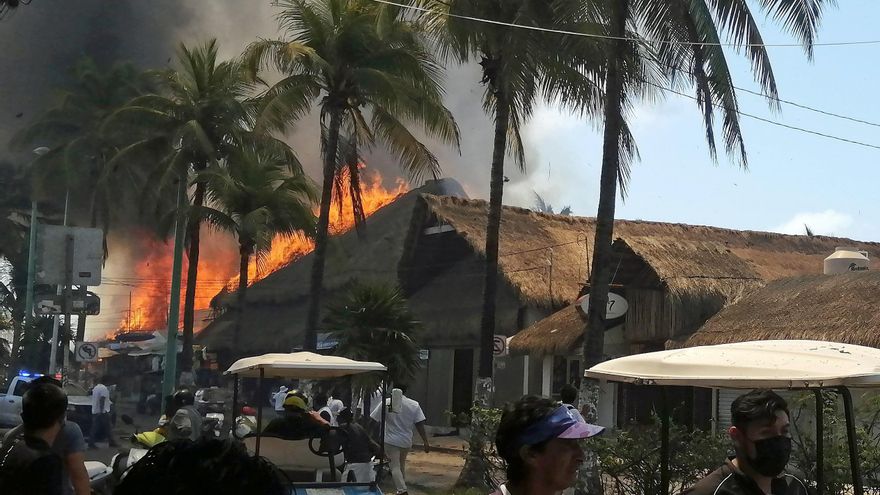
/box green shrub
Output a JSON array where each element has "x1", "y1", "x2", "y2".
[{"x1": 593, "y1": 418, "x2": 728, "y2": 495}]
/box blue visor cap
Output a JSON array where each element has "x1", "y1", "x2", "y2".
[{"x1": 516, "y1": 405, "x2": 605, "y2": 447}]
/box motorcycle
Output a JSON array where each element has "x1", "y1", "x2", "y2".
[
  {"x1": 109, "y1": 414, "x2": 167, "y2": 487},
  {"x1": 233, "y1": 405, "x2": 258, "y2": 439},
  {"x1": 204, "y1": 408, "x2": 225, "y2": 438},
  {"x1": 86, "y1": 460, "x2": 113, "y2": 494}
]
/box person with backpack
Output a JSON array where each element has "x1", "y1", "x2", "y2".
[
  {"x1": 0, "y1": 381, "x2": 68, "y2": 495},
  {"x1": 4, "y1": 376, "x2": 89, "y2": 495}
]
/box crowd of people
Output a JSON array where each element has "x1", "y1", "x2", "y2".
[{"x1": 0, "y1": 377, "x2": 807, "y2": 495}]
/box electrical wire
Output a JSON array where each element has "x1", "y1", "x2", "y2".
[
  {"x1": 372, "y1": 0, "x2": 880, "y2": 49},
  {"x1": 733, "y1": 85, "x2": 880, "y2": 128},
  {"x1": 643, "y1": 79, "x2": 880, "y2": 151},
  {"x1": 374, "y1": 0, "x2": 880, "y2": 133}
]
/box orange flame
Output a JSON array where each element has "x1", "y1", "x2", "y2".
[{"x1": 114, "y1": 169, "x2": 408, "y2": 336}]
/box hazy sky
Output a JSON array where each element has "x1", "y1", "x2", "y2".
[
  {"x1": 511, "y1": 1, "x2": 880, "y2": 242},
  {"x1": 4, "y1": 1, "x2": 876, "y2": 243}
]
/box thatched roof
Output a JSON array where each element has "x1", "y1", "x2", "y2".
[
  {"x1": 406, "y1": 195, "x2": 880, "y2": 309},
  {"x1": 197, "y1": 179, "x2": 467, "y2": 353},
  {"x1": 508, "y1": 305, "x2": 583, "y2": 356},
  {"x1": 679, "y1": 271, "x2": 880, "y2": 349}
]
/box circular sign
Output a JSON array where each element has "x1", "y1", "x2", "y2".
[
  {"x1": 75, "y1": 342, "x2": 99, "y2": 363},
  {"x1": 493, "y1": 335, "x2": 509, "y2": 357},
  {"x1": 577, "y1": 293, "x2": 629, "y2": 319}
]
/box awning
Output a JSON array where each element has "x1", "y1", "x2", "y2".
[
  {"x1": 585, "y1": 340, "x2": 880, "y2": 389},
  {"x1": 224, "y1": 352, "x2": 386, "y2": 379}
]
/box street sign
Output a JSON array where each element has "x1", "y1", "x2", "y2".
[
  {"x1": 75, "y1": 342, "x2": 99, "y2": 363},
  {"x1": 493, "y1": 335, "x2": 508, "y2": 357},
  {"x1": 35, "y1": 291, "x2": 100, "y2": 315},
  {"x1": 36, "y1": 226, "x2": 103, "y2": 286},
  {"x1": 577, "y1": 292, "x2": 629, "y2": 319}
]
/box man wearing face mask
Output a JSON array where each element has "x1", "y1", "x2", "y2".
[{"x1": 683, "y1": 390, "x2": 808, "y2": 495}]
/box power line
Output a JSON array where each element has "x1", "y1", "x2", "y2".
[
  {"x1": 645, "y1": 80, "x2": 880, "y2": 151},
  {"x1": 734, "y1": 85, "x2": 880, "y2": 128},
  {"x1": 373, "y1": 0, "x2": 880, "y2": 49}
]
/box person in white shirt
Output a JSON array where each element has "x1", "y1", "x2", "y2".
[
  {"x1": 370, "y1": 385, "x2": 429, "y2": 495},
  {"x1": 327, "y1": 391, "x2": 345, "y2": 419},
  {"x1": 88, "y1": 376, "x2": 116, "y2": 448},
  {"x1": 273, "y1": 386, "x2": 289, "y2": 413}
]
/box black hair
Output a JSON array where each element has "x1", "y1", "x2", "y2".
[
  {"x1": 32, "y1": 375, "x2": 63, "y2": 388},
  {"x1": 115, "y1": 439, "x2": 287, "y2": 495},
  {"x1": 314, "y1": 394, "x2": 328, "y2": 408},
  {"x1": 337, "y1": 408, "x2": 353, "y2": 424},
  {"x1": 560, "y1": 384, "x2": 578, "y2": 405},
  {"x1": 731, "y1": 389, "x2": 790, "y2": 430},
  {"x1": 495, "y1": 395, "x2": 559, "y2": 485},
  {"x1": 21, "y1": 383, "x2": 68, "y2": 431}
]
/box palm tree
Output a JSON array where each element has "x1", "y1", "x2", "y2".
[
  {"x1": 580, "y1": 1, "x2": 831, "y2": 483},
  {"x1": 196, "y1": 143, "x2": 317, "y2": 348},
  {"x1": 416, "y1": 0, "x2": 603, "y2": 402},
  {"x1": 11, "y1": 58, "x2": 151, "y2": 344},
  {"x1": 107, "y1": 40, "x2": 273, "y2": 371},
  {"x1": 243, "y1": 0, "x2": 460, "y2": 352},
  {"x1": 325, "y1": 281, "x2": 421, "y2": 402},
  {"x1": 11, "y1": 57, "x2": 151, "y2": 231}
]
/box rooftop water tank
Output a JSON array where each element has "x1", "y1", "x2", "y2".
[{"x1": 824, "y1": 247, "x2": 870, "y2": 275}]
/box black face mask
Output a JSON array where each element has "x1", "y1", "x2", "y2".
[{"x1": 747, "y1": 436, "x2": 792, "y2": 477}]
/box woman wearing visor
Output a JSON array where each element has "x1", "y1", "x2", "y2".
[{"x1": 494, "y1": 395, "x2": 604, "y2": 495}]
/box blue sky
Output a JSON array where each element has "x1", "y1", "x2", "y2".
[{"x1": 506, "y1": 1, "x2": 880, "y2": 242}]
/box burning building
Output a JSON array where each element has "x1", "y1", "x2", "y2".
[
  {"x1": 202, "y1": 186, "x2": 880, "y2": 426},
  {"x1": 102, "y1": 170, "x2": 408, "y2": 338}
]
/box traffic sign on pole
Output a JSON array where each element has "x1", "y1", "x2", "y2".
[{"x1": 74, "y1": 342, "x2": 99, "y2": 363}]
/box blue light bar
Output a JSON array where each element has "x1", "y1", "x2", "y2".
[{"x1": 17, "y1": 370, "x2": 44, "y2": 378}]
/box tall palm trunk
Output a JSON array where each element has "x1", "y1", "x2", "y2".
[
  {"x1": 455, "y1": 81, "x2": 510, "y2": 493},
  {"x1": 234, "y1": 244, "x2": 251, "y2": 350},
  {"x1": 305, "y1": 109, "x2": 342, "y2": 351},
  {"x1": 181, "y1": 172, "x2": 206, "y2": 372},
  {"x1": 576, "y1": 3, "x2": 628, "y2": 495},
  {"x1": 477, "y1": 87, "x2": 510, "y2": 401}
]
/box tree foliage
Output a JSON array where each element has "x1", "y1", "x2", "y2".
[{"x1": 325, "y1": 281, "x2": 421, "y2": 397}]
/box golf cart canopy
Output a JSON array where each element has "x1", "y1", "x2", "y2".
[
  {"x1": 585, "y1": 340, "x2": 880, "y2": 389},
  {"x1": 224, "y1": 351, "x2": 387, "y2": 379}
]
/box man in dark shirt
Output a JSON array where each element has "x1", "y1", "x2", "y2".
[
  {"x1": 338, "y1": 408, "x2": 380, "y2": 482},
  {"x1": 683, "y1": 390, "x2": 809, "y2": 495},
  {"x1": 263, "y1": 390, "x2": 330, "y2": 440},
  {"x1": 0, "y1": 381, "x2": 68, "y2": 495},
  {"x1": 4, "y1": 376, "x2": 89, "y2": 495}
]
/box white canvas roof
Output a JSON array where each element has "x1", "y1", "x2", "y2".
[
  {"x1": 585, "y1": 340, "x2": 880, "y2": 389},
  {"x1": 224, "y1": 352, "x2": 387, "y2": 379}
]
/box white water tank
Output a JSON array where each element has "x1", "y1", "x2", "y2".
[{"x1": 824, "y1": 247, "x2": 870, "y2": 275}]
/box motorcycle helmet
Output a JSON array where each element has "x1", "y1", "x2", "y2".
[
  {"x1": 173, "y1": 388, "x2": 195, "y2": 407},
  {"x1": 282, "y1": 389, "x2": 308, "y2": 411},
  {"x1": 242, "y1": 405, "x2": 257, "y2": 416}
]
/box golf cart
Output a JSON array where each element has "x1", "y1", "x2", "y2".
[
  {"x1": 225, "y1": 352, "x2": 389, "y2": 494},
  {"x1": 585, "y1": 340, "x2": 880, "y2": 495}
]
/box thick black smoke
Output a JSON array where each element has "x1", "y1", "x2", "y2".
[{"x1": 0, "y1": 0, "x2": 504, "y2": 196}]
